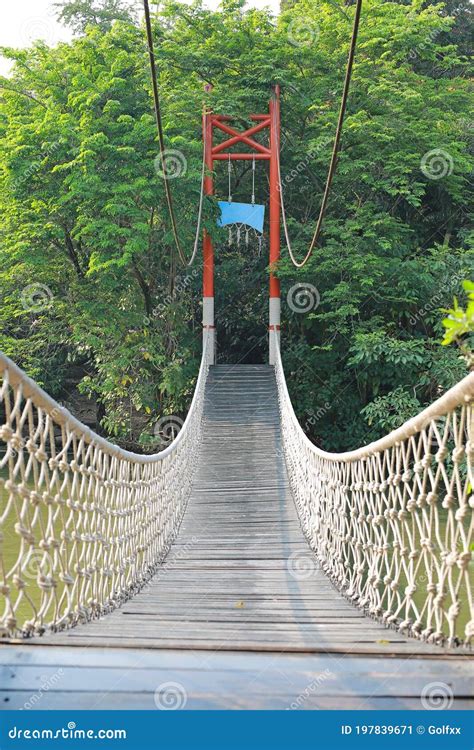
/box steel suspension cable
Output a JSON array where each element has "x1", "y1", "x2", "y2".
[
  {"x1": 143, "y1": 0, "x2": 205, "y2": 267},
  {"x1": 280, "y1": 0, "x2": 363, "y2": 268}
]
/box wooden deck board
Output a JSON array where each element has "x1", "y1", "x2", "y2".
[
  {"x1": 0, "y1": 647, "x2": 471, "y2": 711},
  {"x1": 1, "y1": 364, "x2": 471, "y2": 709}
]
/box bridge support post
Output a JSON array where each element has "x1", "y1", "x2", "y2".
[
  {"x1": 269, "y1": 85, "x2": 281, "y2": 365},
  {"x1": 203, "y1": 105, "x2": 215, "y2": 363}
]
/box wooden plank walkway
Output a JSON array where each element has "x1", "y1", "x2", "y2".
[
  {"x1": 0, "y1": 365, "x2": 471, "y2": 709},
  {"x1": 1, "y1": 647, "x2": 471, "y2": 710}
]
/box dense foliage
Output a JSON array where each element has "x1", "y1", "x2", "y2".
[{"x1": 0, "y1": 0, "x2": 472, "y2": 451}]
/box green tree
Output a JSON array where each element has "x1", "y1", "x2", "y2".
[
  {"x1": 54, "y1": 0, "x2": 138, "y2": 34},
  {"x1": 0, "y1": 0, "x2": 472, "y2": 450}
]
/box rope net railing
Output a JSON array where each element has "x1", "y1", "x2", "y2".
[
  {"x1": 0, "y1": 335, "x2": 212, "y2": 638},
  {"x1": 274, "y1": 342, "x2": 473, "y2": 647}
]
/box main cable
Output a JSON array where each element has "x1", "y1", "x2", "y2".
[
  {"x1": 280, "y1": 0, "x2": 363, "y2": 268},
  {"x1": 143, "y1": 0, "x2": 190, "y2": 266}
]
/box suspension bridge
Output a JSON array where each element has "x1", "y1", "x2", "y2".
[
  {"x1": 0, "y1": 22, "x2": 472, "y2": 706},
  {"x1": 0, "y1": 321, "x2": 472, "y2": 708}
]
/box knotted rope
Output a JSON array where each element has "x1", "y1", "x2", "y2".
[{"x1": 274, "y1": 341, "x2": 473, "y2": 647}]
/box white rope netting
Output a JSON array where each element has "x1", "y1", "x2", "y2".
[
  {"x1": 274, "y1": 342, "x2": 474, "y2": 647},
  {"x1": 0, "y1": 335, "x2": 212, "y2": 637}
]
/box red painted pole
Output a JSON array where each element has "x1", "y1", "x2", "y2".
[
  {"x1": 268, "y1": 84, "x2": 281, "y2": 364},
  {"x1": 202, "y1": 105, "x2": 215, "y2": 362}
]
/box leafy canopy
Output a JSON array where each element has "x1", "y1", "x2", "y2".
[{"x1": 0, "y1": 0, "x2": 472, "y2": 450}]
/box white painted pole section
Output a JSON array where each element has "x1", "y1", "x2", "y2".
[
  {"x1": 269, "y1": 296, "x2": 280, "y2": 365},
  {"x1": 203, "y1": 296, "x2": 215, "y2": 364}
]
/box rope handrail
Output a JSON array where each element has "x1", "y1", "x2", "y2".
[
  {"x1": 274, "y1": 342, "x2": 474, "y2": 462},
  {"x1": 0, "y1": 336, "x2": 210, "y2": 462},
  {"x1": 0, "y1": 335, "x2": 213, "y2": 636},
  {"x1": 274, "y1": 340, "x2": 473, "y2": 646}
]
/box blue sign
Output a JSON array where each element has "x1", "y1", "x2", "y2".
[{"x1": 218, "y1": 201, "x2": 265, "y2": 233}]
